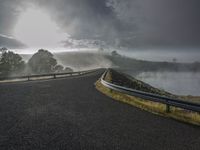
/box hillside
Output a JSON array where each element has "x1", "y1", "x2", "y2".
[
  {"x1": 20, "y1": 51, "x2": 200, "y2": 72},
  {"x1": 106, "y1": 55, "x2": 200, "y2": 73},
  {"x1": 104, "y1": 69, "x2": 175, "y2": 98}
]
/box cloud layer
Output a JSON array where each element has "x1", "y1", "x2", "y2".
[{"x1": 0, "y1": 0, "x2": 200, "y2": 49}]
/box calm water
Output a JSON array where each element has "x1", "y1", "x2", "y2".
[{"x1": 134, "y1": 72, "x2": 200, "y2": 96}]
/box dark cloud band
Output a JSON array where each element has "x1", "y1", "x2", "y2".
[{"x1": 0, "y1": 0, "x2": 200, "y2": 49}]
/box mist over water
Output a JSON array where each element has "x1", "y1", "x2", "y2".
[
  {"x1": 17, "y1": 48, "x2": 200, "y2": 96},
  {"x1": 122, "y1": 49, "x2": 200, "y2": 63},
  {"x1": 134, "y1": 71, "x2": 200, "y2": 96}
]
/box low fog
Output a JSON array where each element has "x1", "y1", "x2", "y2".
[
  {"x1": 135, "y1": 71, "x2": 200, "y2": 96},
  {"x1": 54, "y1": 51, "x2": 113, "y2": 71},
  {"x1": 20, "y1": 50, "x2": 113, "y2": 71},
  {"x1": 121, "y1": 49, "x2": 200, "y2": 63},
  {"x1": 0, "y1": 0, "x2": 200, "y2": 97}
]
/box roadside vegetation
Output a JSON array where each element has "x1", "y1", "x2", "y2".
[
  {"x1": 21, "y1": 50, "x2": 200, "y2": 73},
  {"x1": 0, "y1": 47, "x2": 73, "y2": 78},
  {"x1": 108, "y1": 50, "x2": 200, "y2": 73},
  {"x1": 96, "y1": 69, "x2": 200, "y2": 126}
]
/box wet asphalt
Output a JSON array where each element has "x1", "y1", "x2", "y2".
[{"x1": 0, "y1": 70, "x2": 199, "y2": 150}]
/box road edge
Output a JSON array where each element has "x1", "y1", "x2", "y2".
[{"x1": 95, "y1": 79, "x2": 200, "y2": 126}]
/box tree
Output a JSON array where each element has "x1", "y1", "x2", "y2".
[
  {"x1": 0, "y1": 47, "x2": 8, "y2": 60},
  {"x1": 111, "y1": 50, "x2": 120, "y2": 57},
  {"x1": 0, "y1": 50, "x2": 25, "y2": 76},
  {"x1": 172, "y1": 58, "x2": 177, "y2": 63},
  {"x1": 0, "y1": 47, "x2": 8, "y2": 54},
  {"x1": 64, "y1": 67, "x2": 73, "y2": 72},
  {"x1": 54, "y1": 65, "x2": 64, "y2": 73},
  {"x1": 28, "y1": 49, "x2": 57, "y2": 74}
]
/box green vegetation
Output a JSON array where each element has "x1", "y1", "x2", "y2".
[
  {"x1": 28, "y1": 49, "x2": 58, "y2": 74},
  {"x1": 0, "y1": 47, "x2": 25, "y2": 76},
  {"x1": 111, "y1": 50, "x2": 121, "y2": 57},
  {"x1": 27, "y1": 49, "x2": 73, "y2": 74},
  {"x1": 0, "y1": 48, "x2": 73, "y2": 77},
  {"x1": 20, "y1": 51, "x2": 200, "y2": 73},
  {"x1": 96, "y1": 69, "x2": 200, "y2": 126}
]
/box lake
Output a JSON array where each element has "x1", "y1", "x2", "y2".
[{"x1": 131, "y1": 71, "x2": 200, "y2": 96}]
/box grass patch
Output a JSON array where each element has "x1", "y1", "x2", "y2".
[{"x1": 96, "y1": 79, "x2": 200, "y2": 126}]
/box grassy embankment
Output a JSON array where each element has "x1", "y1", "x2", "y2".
[{"x1": 95, "y1": 69, "x2": 200, "y2": 126}]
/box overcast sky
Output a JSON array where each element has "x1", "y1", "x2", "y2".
[{"x1": 0, "y1": 0, "x2": 200, "y2": 52}]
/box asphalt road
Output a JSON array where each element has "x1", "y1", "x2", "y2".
[{"x1": 0, "y1": 70, "x2": 199, "y2": 150}]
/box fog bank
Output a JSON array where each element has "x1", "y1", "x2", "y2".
[{"x1": 135, "y1": 71, "x2": 200, "y2": 96}]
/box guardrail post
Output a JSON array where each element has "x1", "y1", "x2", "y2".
[
  {"x1": 53, "y1": 74, "x2": 56, "y2": 79},
  {"x1": 166, "y1": 104, "x2": 170, "y2": 113},
  {"x1": 28, "y1": 76, "x2": 30, "y2": 81}
]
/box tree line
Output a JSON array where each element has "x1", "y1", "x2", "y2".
[{"x1": 0, "y1": 47, "x2": 73, "y2": 77}]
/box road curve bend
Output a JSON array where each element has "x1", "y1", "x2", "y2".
[{"x1": 0, "y1": 70, "x2": 199, "y2": 150}]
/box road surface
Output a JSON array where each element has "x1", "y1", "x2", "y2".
[{"x1": 0, "y1": 70, "x2": 199, "y2": 150}]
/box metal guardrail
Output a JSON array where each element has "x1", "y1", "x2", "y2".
[
  {"x1": 0, "y1": 69, "x2": 99, "y2": 82},
  {"x1": 101, "y1": 70, "x2": 200, "y2": 113}
]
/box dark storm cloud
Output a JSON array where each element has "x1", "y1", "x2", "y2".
[
  {"x1": 0, "y1": 0, "x2": 21, "y2": 35},
  {"x1": 0, "y1": 0, "x2": 200, "y2": 49},
  {"x1": 107, "y1": 0, "x2": 200, "y2": 48}
]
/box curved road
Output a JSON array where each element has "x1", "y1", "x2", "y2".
[{"x1": 0, "y1": 70, "x2": 199, "y2": 150}]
